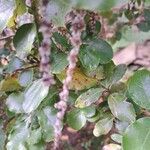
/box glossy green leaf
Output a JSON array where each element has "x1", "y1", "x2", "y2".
[
  {"x1": 79, "y1": 44, "x2": 100, "y2": 70},
  {"x1": 0, "y1": 0, "x2": 15, "y2": 32},
  {"x1": 0, "y1": 128, "x2": 6, "y2": 150},
  {"x1": 37, "y1": 107, "x2": 57, "y2": 142},
  {"x1": 137, "y1": 21, "x2": 150, "y2": 32},
  {"x1": 93, "y1": 117, "x2": 113, "y2": 137},
  {"x1": 128, "y1": 69, "x2": 150, "y2": 109},
  {"x1": 52, "y1": 32, "x2": 70, "y2": 50},
  {"x1": 115, "y1": 120, "x2": 129, "y2": 134},
  {"x1": 6, "y1": 92, "x2": 24, "y2": 113},
  {"x1": 87, "y1": 110, "x2": 101, "y2": 123},
  {"x1": 45, "y1": 0, "x2": 71, "y2": 26},
  {"x1": 102, "y1": 64, "x2": 126, "y2": 87},
  {"x1": 103, "y1": 60, "x2": 115, "y2": 79},
  {"x1": 27, "y1": 128, "x2": 42, "y2": 145},
  {"x1": 108, "y1": 93, "x2": 136, "y2": 123},
  {"x1": 75, "y1": 88, "x2": 103, "y2": 108},
  {"x1": 123, "y1": 117, "x2": 150, "y2": 150},
  {"x1": 111, "y1": 64, "x2": 127, "y2": 83},
  {"x1": 83, "y1": 65, "x2": 105, "y2": 80},
  {"x1": 144, "y1": 9, "x2": 150, "y2": 22},
  {"x1": 79, "y1": 38, "x2": 113, "y2": 70},
  {"x1": 27, "y1": 142, "x2": 46, "y2": 150},
  {"x1": 81, "y1": 105, "x2": 96, "y2": 118},
  {"x1": 18, "y1": 70, "x2": 33, "y2": 87},
  {"x1": 5, "y1": 57, "x2": 24, "y2": 73},
  {"x1": 13, "y1": 23, "x2": 36, "y2": 59},
  {"x1": 40, "y1": 87, "x2": 58, "y2": 108},
  {"x1": 110, "y1": 82, "x2": 127, "y2": 94},
  {"x1": 111, "y1": 134, "x2": 122, "y2": 144},
  {"x1": 23, "y1": 79, "x2": 49, "y2": 113},
  {"x1": 6, "y1": 122, "x2": 29, "y2": 150},
  {"x1": 67, "y1": 109, "x2": 86, "y2": 130},
  {"x1": 0, "y1": 48, "x2": 10, "y2": 57},
  {"x1": 51, "y1": 50, "x2": 68, "y2": 74}
]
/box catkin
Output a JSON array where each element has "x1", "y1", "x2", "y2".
[
  {"x1": 38, "y1": 0, "x2": 55, "y2": 86},
  {"x1": 54, "y1": 11, "x2": 85, "y2": 150}
]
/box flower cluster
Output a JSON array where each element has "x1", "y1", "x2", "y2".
[
  {"x1": 38, "y1": 0, "x2": 55, "y2": 86},
  {"x1": 54, "y1": 11, "x2": 85, "y2": 150}
]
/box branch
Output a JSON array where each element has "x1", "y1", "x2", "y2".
[
  {"x1": 12, "y1": 64, "x2": 38, "y2": 74},
  {"x1": 0, "y1": 35, "x2": 14, "y2": 41}
]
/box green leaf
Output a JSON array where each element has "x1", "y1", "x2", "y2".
[
  {"x1": 103, "y1": 60, "x2": 115, "y2": 79},
  {"x1": 81, "y1": 105, "x2": 96, "y2": 118},
  {"x1": 137, "y1": 21, "x2": 150, "y2": 32},
  {"x1": 127, "y1": 69, "x2": 150, "y2": 109},
  {"x1": 51, "y1": 50, "x2": 68, "y2": 74},
  {"x1": 13, "y1": 23, "x2": 36, "y2": 59},
  {"x1": 6, "y1": 92, "x2": 24, "y2": 113},
  {"x1": 0, "y1": 0, "x2": 15, "y2": 32},
  {"x1": 108, "y1": 93, "x2": 136, "y2": 123},
  {"x1": 102, "y1": 64, "x2": 126, "y2": 87},
  {"x1": 18, "y1": 70, "x2": 33, "y2": 87},
  {"x1": 37, "y1": 107, "x2": 57, "y2": 142},
  {"x1": 113, "y1": 26, "x2": 150, "y2": 50},
  {"x1": 110, "y1": 82, "x2": 127, "y2": 94},
  {"x1": 52, "y1": 32, "x2": 70, "y2": 50},
  {"x1": 6, "y1": 122, "x2": 29, "y2": 150},
  {"x1": 45, "y1": 0, "x2": 71, "y2": 26},
  {"x1": 27, "y1": 128, "x2": 42, "y2": 145},
  {"x1": 7, "y1": 0, "x2": 27, "y2": 28},
  {"x1": 0, "y1": 48, "x2": 10, "y2": 57},
  {"x1": 0, "y1": 77, "x2": 21, "y2": 92},
  {"x1": 79, "y1": 45, "x2": 100, "y2": 71},
  {"x1": 27, "y1": 142, "x2": 46, "y2": 150},
  {"x1": 56, "y1": 67, "x2": 98, "y2": 90},
  {"x1": 145, "y1": 0, "x2": 150, "y2": 6},
  {"x1": 144, "y1": 9, "x2": 150, "y2": 22},
  {"x1": 75, "y1": 88, "x2": 103, "y2": 108},
  {"x1": 93, "y1": 117, "x2": 113, "y2": 137},
  {"x1": 123, "y1": 117, "x2": 150, "y2": 150},
  {"x1": 23, "y1": 79, "x2": 49, "y2": 113},
  {"x1": 83, "y1": 65, "x2": 105, "y2": 80},
  {"x1": 110, "y1": 64, "x2": 127, "y2": 83},
  {"x1": 79, "y1": 38, "x2": 113, "y2": 71},
  {"x1": 40, "y1": 87, "x2": 58, "y2": 108},
  {"x1": 115, "y1": 120, "x2": 129, "y2": 134},
  {"x1": 86, "y1": 110, "x2": 101, "y2": 122},
  {"x1": 111, "y1": 134, "x2": 122, "y2": 144},
  {"x1": 0, "y1": 128, "x2": 6, "y2": 150},
  {"x1": 5, "y1": 56, "x2": 24, "y2": 73},
  {"x1": 67, "y1": 109, "x2": 86, "y2": 130}
]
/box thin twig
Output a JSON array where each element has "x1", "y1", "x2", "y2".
[
  {"x1": 0, "y1": 35, "x2": 14, "y2": 41},
  {"x1": 12, "y1": 64, "x2": 38, "y2": 74}
]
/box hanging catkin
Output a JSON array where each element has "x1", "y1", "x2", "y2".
[
  {"x1": 38, "y1": 0, "x2": 55, "y2": 86},
  {"x1": 54, "y1": 11, "x2": 85, "y2": 150}
]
